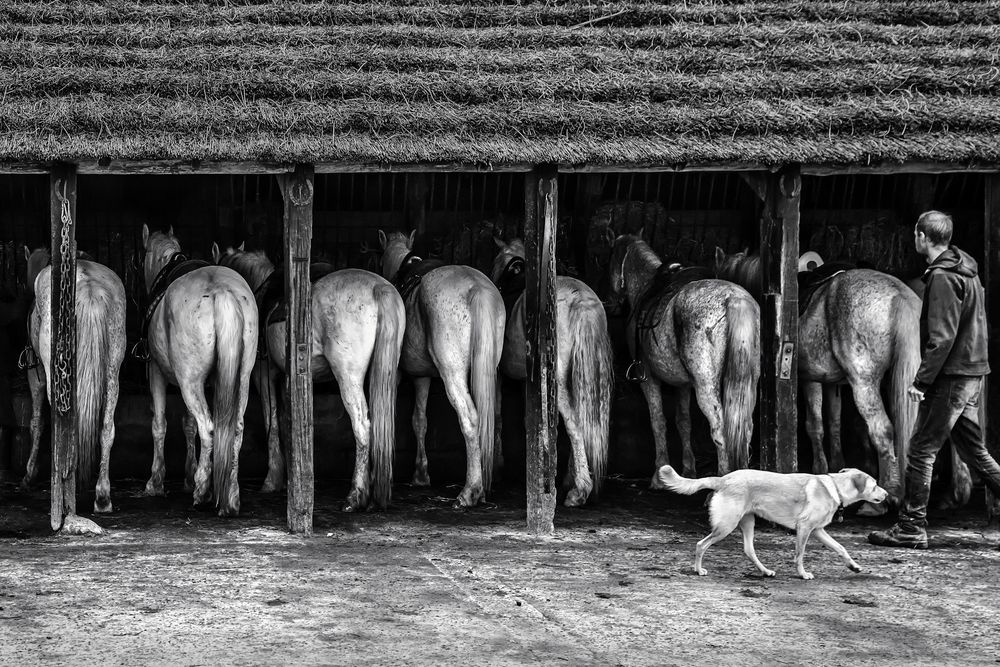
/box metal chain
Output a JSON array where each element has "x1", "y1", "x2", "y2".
[{"x1": 53, "y1": 179, "x2": 75, "y2": 415}]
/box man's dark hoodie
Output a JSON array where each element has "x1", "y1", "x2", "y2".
[{"x1": 914, "y1": 245, "x2": 990, "y2": 391}]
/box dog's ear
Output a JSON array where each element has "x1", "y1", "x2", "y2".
[{"x1": 852, "y1": 472, "x2": 869, "y2": 495}]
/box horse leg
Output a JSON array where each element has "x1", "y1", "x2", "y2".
[
  {"x1": 20, "y1": 366, "x2": 45, "y2": 491},
  {"x1": 180, "y1": 383, "x2": 215, "y2": 507},
  {"x1": 144, "y1": 364, "x2": 168, "y2": 497},
  {"x1": 439, "y1": 369, "x2": 484, "y2": 508},
  {"x1": 559, "y1": 381, "x2": 593, "y2": 508},
  {"x1": 693, "y1": 381, "x2": 729, "y2": 475},
  {"x1": 93, "y1": 367, "x2": 120, "y2": 514},
  {"x1": 640, "y1": 378, "x2": 672, "y2": 489},
  {"x1": 824, "y1": 384, "x2": 845, "y2": 472},
  {"x1": 182, "y1": 411, "x2": 198, "y2": 492},
  {"x1": 851, "y1": 380, "x2": 898, "y2": 516},
  {"x1": 411, "y1": 376, "x2": 432, "y2": 486},
  {"x1": 256, "y1": 363, "x2": 284, "y2": 493},
  {"x1": 803, "y1": 381, "x2": 827, "y2": 474},
  {"x1": 675, "y1": 387, "x2": 697, "y2": 478},
  {"x1": 338, "y1": 370, "x2": 372, "y2": 512}
]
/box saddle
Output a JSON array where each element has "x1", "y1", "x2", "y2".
[
  {"x1": 393, "y1": 255, "x2": 444, "y2": 302},
  {"x1": 133, "y1": 254, "x2": 210, "y2": 360},
  {"x1": 797, "y1": 261, "x2": 855, "y2": 317},
  {"x1": 627, "y1": 264, "x2": 713, "y2": 382},
  {"x1": 495, "y1": 255, "x2": 526, "y2": 319}
]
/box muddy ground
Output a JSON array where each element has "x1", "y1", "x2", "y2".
[{"x1": 1, "y1": 476, "x2": 998, "y2": 666}]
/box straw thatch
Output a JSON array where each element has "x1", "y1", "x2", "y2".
[{"x1": 1, "y1": 1, "x2": 998, "y2": 167}]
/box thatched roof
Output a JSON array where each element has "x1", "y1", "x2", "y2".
[{"x1": 1, "y1": 1, "x2": 998, "y2": 168}]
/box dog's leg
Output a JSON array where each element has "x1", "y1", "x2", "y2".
[
  {"x1": 694, "y1": 515, "x2": 740, "y2": 576},
  {"x1": 794, "y1": 525, "x2": 816, "y2": 580},
  {"x1": 739, "y1": 515, "x2": 775, "y2": 577},
  {"x1": 813, "y1": 527, "x2": 862, "y2": 573}
]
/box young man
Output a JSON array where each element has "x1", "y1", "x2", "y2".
[{"x1": 869, "y1": 210, "x2": 1000, "y2": 549}]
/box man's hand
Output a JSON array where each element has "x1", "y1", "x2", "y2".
[{"x1": 907, "y1": 385, "x2": 925, "y2": 403}]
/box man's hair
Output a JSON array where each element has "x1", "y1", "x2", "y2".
[{"x1": 916, "y1": 210, "x2": 953, "y2": 246}]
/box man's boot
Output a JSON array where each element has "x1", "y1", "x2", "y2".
[{"x1": 868, "y1": 523, "x2": 928, "y2": 549}]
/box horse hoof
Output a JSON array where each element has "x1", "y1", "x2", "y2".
[
  {"x1": 93, "y1": 497, "x2": 113, "y2": 514},
  {"x1": 143, "y1": 480, "x2": 166, "y2": 497},
  {"x1": 564, "y1": 488, "x2": 589, "y2": 508},
  {"x1": 217, "y1": 505, "x2": 239, "y2": 518},
  {"x1": 342, "y1": 490, "x2": 367, "y2": 513},
  {"x1": 412, "y1": 471, "x2": 431, "y2": 487},
  {"x1": 260, "y1": 480, "x2": 284, "y2": 493},
  {"x1": 649, "y1": 473, "x2": 668, "y2": 491},
  {"x1": 856, "y1": 501, "x2": 887, "y2": 517},
  {"x1": 454, "y1": 489, "x2": 484, "y2": 508},
  {"x1": 18, "y1": 479, "x2": 32, "y2": 493}
]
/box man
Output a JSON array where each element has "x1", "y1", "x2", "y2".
[{"x1": 869, "y1": 210, "x2": 1000, "y2": 549}]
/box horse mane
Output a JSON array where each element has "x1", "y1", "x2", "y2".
[
  {"x1": 218, "y1": 248, "x2": 274, "y2": 290},
  {"x1": 716, "y1": 250, "x2": 762, "y2": 294},
  {"x1": 611, "y1": 234, "x2": 661, "y2": 274}
]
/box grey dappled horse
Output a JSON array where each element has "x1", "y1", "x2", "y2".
[
  {"x1": 214, "y1": 244, "x2": 404, "y2": 511},
  {"x1": 379, "y1": 230, "x2": 504, "y2": 508},
  {"x1": 491, "y1": 238, "x2": 613, "y2": 506},
  {"x1": 609, "y1": 234, "x2": 760, "y2": 483},
  {"x1": 713, "y1": 249, "x2": 965, "y2": 514},
  {"x1": 22, "y1": 248, "x2": 126, "y2": 513},
  {"x1": 141, "y1": 226, "x2": 257, "y2": 516}
]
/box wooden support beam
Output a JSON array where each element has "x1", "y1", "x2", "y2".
[
  {"x1": 985, "y1": 174, "x2": 1000, "y2": 527},
  {"x1": 49, "y1": 164, "x2": 78, "y2": 531},
  {"x1": 406, "y1": 173, "x2": 429, "y2": 255},
  {"x1": 758, "y1": 166, "x2": 801, "y2": 473},
  {"x1": 523, "y1": 165, "x2": 559, "y2": 535},
  {"x1": 279, "y1": 165, "x2": 315, "y2": 535}
]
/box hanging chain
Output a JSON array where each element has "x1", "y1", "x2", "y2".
[{"x1": 52, "y1": 179, "x2": 75, "y2": 415}]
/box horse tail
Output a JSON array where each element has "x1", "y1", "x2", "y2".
[
  {"x1": 722, "y1": 295, "x2": 759, "y2": 469},
  {"x1": 211, "y1": 292, "x2": 246, "y2": 512},
  {"x1": 368, "y1": 284, "x2": 403, "y2": 509},
  {"x1": 890, "y1": 293, "x2": 921, "y2": 483},
  {"x1": 75, "y1": 284, "x2": 109, "y2": 488},
  {"x1": 657, "y1": 465, "x2": 723, "y2": 494},
  {"x1": 470, "y1": 288, "x2": 500, "y2": 492},
  {"x1": 568, "y1": 298, "x2": 613, "y2": 496}
]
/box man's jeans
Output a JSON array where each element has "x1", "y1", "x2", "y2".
[{"x1": 901, "y1": 375, "x2": 1000, "y2": 528}]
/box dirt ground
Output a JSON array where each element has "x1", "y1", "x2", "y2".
[{"x1": 1, "y1": 475, "x2": 999, "y2": 667}]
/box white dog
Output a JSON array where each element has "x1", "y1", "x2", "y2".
[{"x1": 657, "y1": 465, "x2": 889, "y2": 580}]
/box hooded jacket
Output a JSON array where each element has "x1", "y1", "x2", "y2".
[{"x1": 913, "y1": 245, "x2": 990, "y2": 391}]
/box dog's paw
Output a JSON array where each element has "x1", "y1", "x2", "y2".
[
  {"x1": 763, "y1": 569, "x2": 776, "y2": 577},
  {"x1": 800, "y1": 571, "x2": 815, "y2": 580},
  {"x1": 848, "y1": 563, "x2": 862, "y2": 573},
  {"x1": 696, "y1": 567, "x2": 708, "y2": 576}
]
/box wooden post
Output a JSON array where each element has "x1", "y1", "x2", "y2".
[
  {"x1": 985, "y1": 174, "x2": 1000, "y2": 526},
  {"x1": 757, "y1": 166, "x2": 801, "y2": 473},
  {"x1": 524, "y1": 165, "x2": 559, "y2": 535},
  {"x1": 49, "y1": 164, "x2": 78, "y2": 531},
  {"x1": 279, "y1": 165, "x2": 315, "y2": 535},
  {"x1": 406, "y1": 173, "x2": 429, "y2": 255}
]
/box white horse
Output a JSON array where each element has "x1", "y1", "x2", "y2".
[
  {"x1": 21, "y1": 248, "x2": 126, "y2": 513},
  {"x1": 214, "y1": 244, "x2": 405, "y2": 511},
  {"x1": 490, "y1": 238, "x2": 613, "y2": 506},
  {"x1": 379, "y1": 230, "x2": 505, "y2": 507},
  {"x1": 141, "y1": 226, "x2": 257, "y2": 516}
]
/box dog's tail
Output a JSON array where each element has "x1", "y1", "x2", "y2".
[{"x1": 656, "y1": 465, "x2": 723, "y2": 495}]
